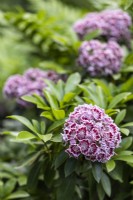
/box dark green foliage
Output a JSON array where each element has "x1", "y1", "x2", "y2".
[{"x1": 0, "y1": 0, "x2": 133, "y2": 199}]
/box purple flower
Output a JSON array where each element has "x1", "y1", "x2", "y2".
[
  {"x1": 3, "y1": 68, "x2": 60, "y2": 107},
  {"x1": 73, "y1": 9, "x2": 132, "y2": 46},
  {"x1": 62, "y1": 104, "x2": 121, "y2": 163},
  {"x1": 3, "y1": 75, "x2": 27, "y2": 98},
  {"x1": 77, "y1": 40, "x2": 123, "y2": 76},
  {"x1": 100, "y1": 10, "x2": 132, "y2": 45},
  {"x1": 24, "y1": 68, "x2": 60, "y2": 83}
]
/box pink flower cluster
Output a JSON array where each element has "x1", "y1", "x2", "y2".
[
  {"x1": 62, "y1": 104, "x2": 121, "y2": 163},
  {"x1": 74, "y1": 9, "x2": 132, "y2": 45},
  {"x1": 77, "y1": 40, "x2": 123, "y2": 76},
  {"x1": 3, "y1": 68, "x2": 60, "y2": 107}
]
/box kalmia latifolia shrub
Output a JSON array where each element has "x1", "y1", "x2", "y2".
[
  {"x1": 77, "y1": 40, "x2": 123, "y2": 76},
  {"x1": 3, "y1": 68, "x2": 60, "y2": 107},
  {"x1": 62, "y1": 104, "x2": 121, "y2": 163},
  {"x1": 73, "y1": 9, "x2": 132, "y2": 46}
]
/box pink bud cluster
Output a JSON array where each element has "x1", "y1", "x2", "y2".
[
  {"x1": 73, "y1": 9, "x2": 132, "y2": 45},
  {"x1": 62, "y1": 104, "x2": 121, "y2": 163},
  {"x1": 77, "y1": 40, "x2": 123, "y2": 76},
  {"x1": 3, "y1": 68, "x2": 60, "y2": 107}
]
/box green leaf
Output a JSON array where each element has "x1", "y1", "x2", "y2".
[
  {"x1": 41, "y1": 111, "x2": 54, "y2": 121},
  {"x1": 118, "y1": 150, "x2": 133, "y2": 156},
  {"x1": 17, "y1": 131, "x2": 36, "y2": 140},
  {"x1": 92, "y1": 163, "x2": 103, "y2": 183},
  {"x1": 57, "y1": 175, "x2": 75, "y2": 200},
  {"x1": 120, "y1": 128, "x2": 130, "y2": 136},
  {"x1": 113, "y1": 155, "x2": 133, "y2": 163},
  {"x1": 6, "y1": 191, "x2": 29, "y2": 199},
  {"x1": 84, "y1": 29, "x2": 101, "y2": 41},
  {"x1": 32, "y1": 120, "x2": 40, "y2": 133},
  {"x1": 18, "y1": 176, "x2": 27, "y2": 186},
  {"x1": 125, "y1": 0, "x2": 133, "y2": 10},
  {"x1": 47, "y1": 118, "x2": 66, "y2": 133},
  {"x1": 96, "y1": 86, "x2": 107, "y2": 108},
  {"x1": 51, "y1": 134, "x2": 62, "y2": 142},
  {"x1": 109, "y1": 166, "x2": 123, "y2": 183},
  {"x1": 44, "y1": 163, "x2": 55, "y2": 188},
  {"x1": 62, "y1": 92, "x2": 76, "y2": 103},
  {"x1": 40, "y1": 121, "x2": 46, "y2": 134},
  {"x1": 22, "y1": 95, "x2": 46, "y2": 108},
  {"x1": 97, "y1": 184, "x2": 105, "y2": 200},
  {"x1": 44, "y1": 79, "x2": 62, "y2": 102},
  {"x1": 39, "y1": 133, "x2": 52, "y2": 143},
  {"x1": 121, "y1": 122, "x2": 133, "y2": 127},
  {"x1": 56, "y1": 80, "x2": 64, "y2": 100},
  {"x1": 21, "y1": 95, "x2": 39, "y2": 104},
  {"x1": 16, "y1": 151, "x2": 43, "y2": 169},
  {"x1": 52, "y1": 109, "x2": 65, "y2": 120},
  {"x1": 93, "y1": 79, "x2": 111, "y2": 96},
  {"x1": 65, "y1": 73, "x2": 81, "y2": 94},
  {"x1": 4, "y1": 179, "x2": 16, "y2": 196},
  {"x1": 106, "y1": 160, "x2": 116, "y2": 172},
  {"x1": 115, "y1": 109, "x2": 126, "y2": 125},
  {"x1": 27, "y1": 161, "x2": 42, "y2": 190},
  {"x1": 101, "y1": 173, "x2": 111, "y2": 197},
  {"x1": 105, "y1": 109, "x2": 119, "y2": 116},
  {"x1": 64, "y1": 158, "x2": 77, "y2": 177},
  {"x1": 119, "y1": 137, "x2": 133, "y2": 150},
  {"x1": 108, "y1": 93, "x2": 130, "y2": 109},
  {"x1": 7, "y1": 115, "x2": 35, "y2": 133},
  {"x1": 44, "y1": 91, "x2": 58, "y2": 109},
  {"x1": 54, "y1": 151, "x2": 68, "y2": 169}
]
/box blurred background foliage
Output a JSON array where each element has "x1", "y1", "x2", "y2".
[{"x1": 0, "y1": 0, "x2": 133, "y2": 199}]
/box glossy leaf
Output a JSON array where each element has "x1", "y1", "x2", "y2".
[
  {"x1": 119, "y1": 137, "x2": 133, "y2": 150},
  {"x1": 7, "y1": 115, "x2": 35, "y2": 132},
  {"x1": 121, "y1": 122, "x2": 133, "y2": 127},
  {"x1": 52, "y1": 108, "x2": 65, "y2": 120},
  {"x1": 120, "y1": 128, "x2": 130, "y2": 136},
  {"x1": 41, "y1": 111, "x2": 54, "y2": 121},
  {"x1": 27, "y1": 161, "x2": 42, "y2": 190},
  {"x1": 106, "y1": 160, "x2": 116, "y2": 172},
  {"x1": 108, "y1": 93, "x2": 130, "y2": 109},
  {"x1": 6, "y1": 191, "x2": 29, "y2": 199},
  {"x1": 65, "y1": 73, "x2": 81, "y2": 94},
  {"x1": 92, "y1": 163, "x2": 103, "y2": 183},
  {"x1": 115, "y1": 109, "x2": 126, "y2": 125},
  {"x1": 40, "y1": 133, "x2": 53, "y2": 143},
  {"x1": 56, "y1": 175, "x2": 75, "y2": 200},
  {"x1": 51, "y1": 134, "x2": 62, "y2": 142},
  {"x1": 44, "y1": 90, "x2": 59, "y2": 109},
  {"x1": 47, "y1": 118, "x2": 66, "y2": 133},
  {"x1": 113, "y1": 155, "x2": 133, "y2": 163},
  {"x1": 97, "y1": 183, "x2": 105, "y2": 200},
  {"x1": 64, "y1": 158, "x2": 77, "y2": 177},
  {"x1": 17, "y1": 131, "x2": 36, "y2": 140},
  {"x1": 54, "y1": 151, "x2": 68, "y2": 169},
  {"x1": 101, "y1": 173, "x2": 111, "y2": 197}
]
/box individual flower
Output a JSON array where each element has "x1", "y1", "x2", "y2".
[
  {"x1": 62, "y1": 104, "x2": 121, "y2": 163},
  {"x1": 3, "y1": 68, "x2": 60, "y2": 107},
  {"x1": 73, "y1": 9, "x2": 132, "y2": 46},
  {"x1": 77, "y1": 40, "x2": 123, "y2": 76}
]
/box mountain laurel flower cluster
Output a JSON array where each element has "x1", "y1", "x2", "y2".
[
  {"x1": 3, "y1": 68, "x2": 60, "y2": 106},
  {"x1": 62, "y1": 104, "x2": 121, "y2": 163},
  {"x1": 73, "y1": 9, "x2": 132, "y2": 46},
  {"x1": 77, "y1": 40, "x2": 123, "y2": 76}
]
